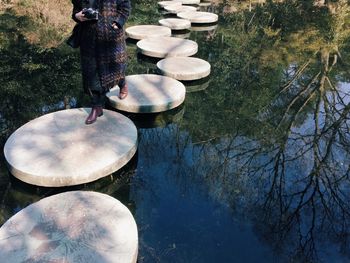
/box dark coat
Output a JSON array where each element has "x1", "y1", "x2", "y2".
[{"x1": 72, "y1": 0, "x2": 131, "y2": 93}]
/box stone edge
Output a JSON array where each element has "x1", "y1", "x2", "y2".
[
  {"x1": 136, "y1": 38, "x2": 198, "y2": 58},
  {"x1": 156, "y1": 58, "x2": 211, "y2": 81}
]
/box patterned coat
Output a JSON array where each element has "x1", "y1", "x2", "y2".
[{"x1": 71, "y1": 0, "x2": 131, "y2": 93}]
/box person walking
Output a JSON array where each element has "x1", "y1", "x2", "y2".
[{"x1": 71, "y1": 0, "x2": 131, "y2": 124}]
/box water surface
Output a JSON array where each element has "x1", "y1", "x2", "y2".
[{"x1": 1, "y1": 1, "x2": 350, "y2": 262}]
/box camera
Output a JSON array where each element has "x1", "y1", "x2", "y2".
[{"x1": 82, "y1": 8, "x2": 99, "y2": 20}]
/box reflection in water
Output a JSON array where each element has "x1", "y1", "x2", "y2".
[
  {"x1": 184, "y1": 78, "x2": 211, "y2": 93},
  {"x1": 125, "y1": 106, "x2": 185, "y2": 129},
  {"x1": 0, "y1": 154, "x2": 138, "y2": 225},
  {"x1": 171, "y1": 30, "x2": 192, "y2": 39},
  {"x1": 190, "y1": 24, "x2": 218, "y2": 32},
  {"x1": 189, "y1": 86, "x2": 350, "y2": 260},
  {"x1": 1, "y1": 0, "x2": 350, "y2": 262},
  {"x1": 182, "y1": 2, "x2": 350, "y2": 261}
]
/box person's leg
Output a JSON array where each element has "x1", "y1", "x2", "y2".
[
  {"x1": 80, "y1": 26, "x2": 106, "y2": 124},
  {"x1": 91, "y1": 91, "x2": 105, "y2": 108},
  {"x1": 85, "y1": 74, "x2": 105, "y2": 125}
]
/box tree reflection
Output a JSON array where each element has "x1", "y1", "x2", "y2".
[
  {"x1": 257, "y1": 4, "x2": 350, "y2": 259},
  {"x1": 180, "y1": 1, "x2": 350, "y2": 261}
]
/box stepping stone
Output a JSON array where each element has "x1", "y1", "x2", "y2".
[
  {"x1": 158, "y1": 0, "x2": 182, "y2": 8},
  {"x1": 0, "y1": 191, "x2": 138, "y2": 263},
  {"x1": 157, "y1": 57, "x2": 211, "y2": 80},
  {"x1": 137, "y1": 36, "x2": 198, "y2": 58},
  {"x1": 164, "y1": 5, "x2": 197, "y2": 14},
  {"x1": 107, "y1": 74, "x2": 186, "y2": 113},
  {"x1": 3, "y1": 108, "x2": 137, "y2": 187},
  {"x1": 178, "y1": 11, "x2": 218, "y2": 23},
  {"x1": 191, "y1": 24, "x2": 218, "y2": 31},
  {"x1": 179, "y1": 0, "x2": 200, "y2": 4},
  {"x1": 159, "y1": 18, "x2": 191, "y2": 30},
  {"x1": 126, "y1": 25, "x2": 171, "y2": 40}
]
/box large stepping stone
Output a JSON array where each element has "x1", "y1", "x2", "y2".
[
  {"x1": 107, "y1": 74, "x2": 186, "y2": 113},
  {"x1": 0, "y1": 191, "x2": 138, "y2": 263},
  {"x1": 3, "y1": 109, "x2": 137, "y2": 187},
  {"x1": 178, "y1": 11, "x2": 218, "y2": 23},
  {"x1": 164, "y1": 5, "x2": 197, "y2": 14},
  {"x1": 158, "y1": 0, "x2": 182, "y2": 8},
  {"x1": 137, "y1": 36, "x2": 198, "y2": 58},
  {"x1": 159, "y1": 18, "x2": 191, "y2": 30},
  {"x1": 126, "y1": 25, "x2": 171, "y2": 40},
  {"x1": 157, "y1": 57, "x2": 211, "y2": 80}
]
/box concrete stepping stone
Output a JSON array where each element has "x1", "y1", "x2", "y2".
[
  {"x1": 0, "y1": 191, "x2": 138, "y2": 263},
  {"x1": 3, "y1": 108, "x2": 137, "y2": 187},
  {"x1": 126, "y1": 25, "x2": 171, "y2": 40},
  {"x1": 107, "y1": 74, "x2": 186, "y2": 113},
  {"x1": 157, "y1": 57, "x2": 211, "y2": 80},
  {"x1": 159, "y1": 18, "x2": 191, "y2": 30},
  {"x1": 137, "y1": 36, "x2": 198, "y2": 58},
  {"x1": 158, "y1": 1, "x2": 182, "y2": 8},
  {"x1": 164, "y1": 5, "x2": 197, "y2": 14},
  {"x1": 178, "y1": 11, "x2": 218, "y2": 23}
]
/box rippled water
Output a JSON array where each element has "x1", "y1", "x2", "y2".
[{"x1": 1, "y1": 1, "x2": 350, "y2": 262}]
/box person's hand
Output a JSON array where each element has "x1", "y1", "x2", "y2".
[
  {"x1": 111, "y1": 22, "x2": 119, "y2": 30},
  {"x1": 75, "y1": 11, "x2": 88, "y2": 22}
]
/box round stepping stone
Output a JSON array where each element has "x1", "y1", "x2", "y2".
[
  {"x1": 179, "y1": 0, "x2": 200, "y2": 4},
  {"x1": 158, "y1": 0, "x2": 182, "y2": 8},
  {"x1": 3, "y1": 109, "x2": 138, "y2": 187},
  {"x1": 107, "y1": 74, "x2": 186, "y2": 113},
  {"x1": 159, "y1": 18, "x2": 191, "y2": 30},
  {"x1": 0, "y1": 191, "x2": 138, "y2": 263},
  {"x1": 178, "y1": 11, "x2": 218, "y2": 23},
  {"x1": 157, "y1": 57, "x2": 211, "y2": 80},
  {"x1": 164, "y1": 5, "x2": 197, "y2": 14},
  {"x1": 137, "y1": 36, "x2": 198, "y2": 58},
  {"x1": 126, "y1": 25, "x2": 171, "y2": 40}
]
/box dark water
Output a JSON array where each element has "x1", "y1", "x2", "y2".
[{"x1": 1, "y1": 1, "x2": 350, "y2": 262}]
